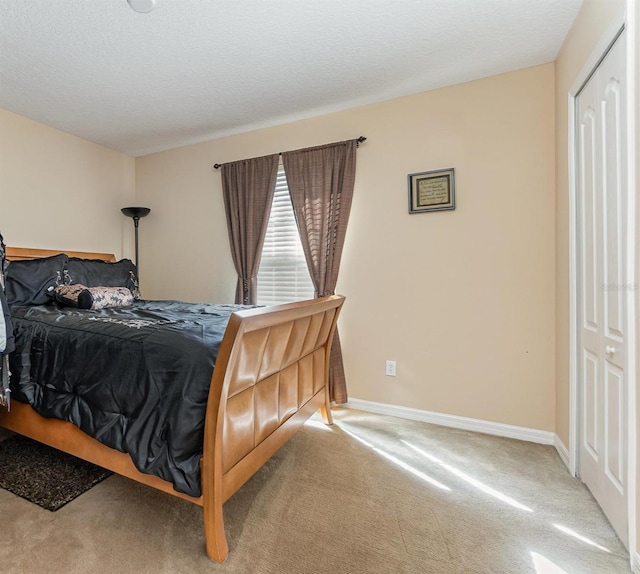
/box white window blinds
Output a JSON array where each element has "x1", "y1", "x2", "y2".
[{"x1": 257, "y1": 163, "x2": 315, "y2": 306}]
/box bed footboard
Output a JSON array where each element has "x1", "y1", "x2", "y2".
[{"x1": 201, "y1": 295, "x2": 345, "y2": 562}]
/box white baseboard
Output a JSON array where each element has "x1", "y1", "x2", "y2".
[
  {"x1": 632, "y1": 552, "x2": 640, "y2": 574},
  {"x1": 553, "y1": 434, "x2": 571, "y2": 472},
  {"x1": 346, "y1": 398, "x2": 555, "y2": 445}
]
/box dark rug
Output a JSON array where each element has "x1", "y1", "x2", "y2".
[{"x1": 0, "y1": 434, "x2": 112, "y2": 511}]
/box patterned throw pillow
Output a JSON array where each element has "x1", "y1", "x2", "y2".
[
  {"x1": 78, "y1": 286, "x2": 134, "y2": 310},
  {"x1": 53, "y1": 285, "x2": 134, "y2": 310}
]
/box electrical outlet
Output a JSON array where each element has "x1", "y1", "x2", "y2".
[{"x1": 385, "y1": 360, "x2": 396, "y2": 377}]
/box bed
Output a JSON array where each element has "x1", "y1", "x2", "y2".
[{"x1": 0, "y1": 247, "x2": 345, "y2": 563}]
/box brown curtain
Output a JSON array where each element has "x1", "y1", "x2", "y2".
[
  {"x1": 221, "y1": 154, "x2": 279, "y2": 304},
  {"x1": 282, "y1": 139, "x2": 357, "y2": 404}
]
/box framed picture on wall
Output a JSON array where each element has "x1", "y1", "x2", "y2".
[{"x1": 408, "y1": 168, "x2": 455, "y2": 213}]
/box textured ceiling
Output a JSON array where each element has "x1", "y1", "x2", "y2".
[{"x1": 0, "y1": 0, "x2": 582, "y2": 157}]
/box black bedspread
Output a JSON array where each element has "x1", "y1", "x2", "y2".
[{"x1": 9, "y1": 301, "x2": 250, "y2": 497}]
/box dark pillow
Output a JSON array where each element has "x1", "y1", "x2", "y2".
[
  {"x1": 5, "y1": 254, "x2": 68, "y2": 306},
  {"x1": 53, "y1": 284, "x2": 134, "y2": 310},
  {"x1": 64, "y1": 258, "x2": 140, "y2": 299}
]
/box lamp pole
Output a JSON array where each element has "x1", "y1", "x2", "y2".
[{"x1": 133, "y1": 214, "x2": 141, "y2": 268}]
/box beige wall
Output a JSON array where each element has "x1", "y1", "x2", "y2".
[
  {"x1": 137, "y1": 64, "x2": 557, "y2": 431},
  {"x1": 554, "y1": 0, "x2": 626, "y2": 447},
  {"x1": 0, "y1": 109, "x2": 135, "y2": 258}
]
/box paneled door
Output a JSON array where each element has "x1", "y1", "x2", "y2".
[{"x1": 576, "y1": 30, "x2": 628, "y2": 546}]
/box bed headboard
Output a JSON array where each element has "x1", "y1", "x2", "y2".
[{"x1": 6, "y1": 247, "x2": 116, "y2": 262}]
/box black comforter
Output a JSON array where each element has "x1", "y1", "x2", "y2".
[{"x1": 9, "y1": 300, "x2": 250, "y2": 497}]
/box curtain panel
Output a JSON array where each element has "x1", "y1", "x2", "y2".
[
  {"x1": 221, "y1": 154, "x2": 279, "y2": 305},
  {"x1": 282, "y1": 139, "x2": 357, "y2": 404}
]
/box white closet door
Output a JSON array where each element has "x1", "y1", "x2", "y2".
[{"x1": 576, "y1": 31, "x2": 628, "y2": 546}]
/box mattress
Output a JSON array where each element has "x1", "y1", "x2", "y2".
[{"x1": 9, "y1": 300, "x2": 250, "y2": 497}]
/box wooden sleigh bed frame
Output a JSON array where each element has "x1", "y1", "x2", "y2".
[{"x1": 0, "y1": 247, "x2": 345, "y2": 563}]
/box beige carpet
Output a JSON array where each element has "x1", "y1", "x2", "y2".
[{"x1": 0, "y1": 408, "x2": 631, "y2": 574}]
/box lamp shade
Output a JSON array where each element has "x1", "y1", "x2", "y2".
[{"x1": 121, "y1": 207, "x2": 151, "y2": 219}]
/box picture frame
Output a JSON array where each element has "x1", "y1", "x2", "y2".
[{"x1": 408, "y1": 168, "x2": 455, "y2": 214}]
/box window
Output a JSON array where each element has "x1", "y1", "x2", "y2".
[{"x1": 257, "y1": 163, "x2": 314, "y2": 306}]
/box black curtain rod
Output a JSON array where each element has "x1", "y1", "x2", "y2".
[{"x1": 212, "y1": 136, "x2": 366, "y2": 169}]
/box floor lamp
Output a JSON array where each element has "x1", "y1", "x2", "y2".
[{"x1": 121, "y1": 207, "x2": 151, "y2": 276}]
